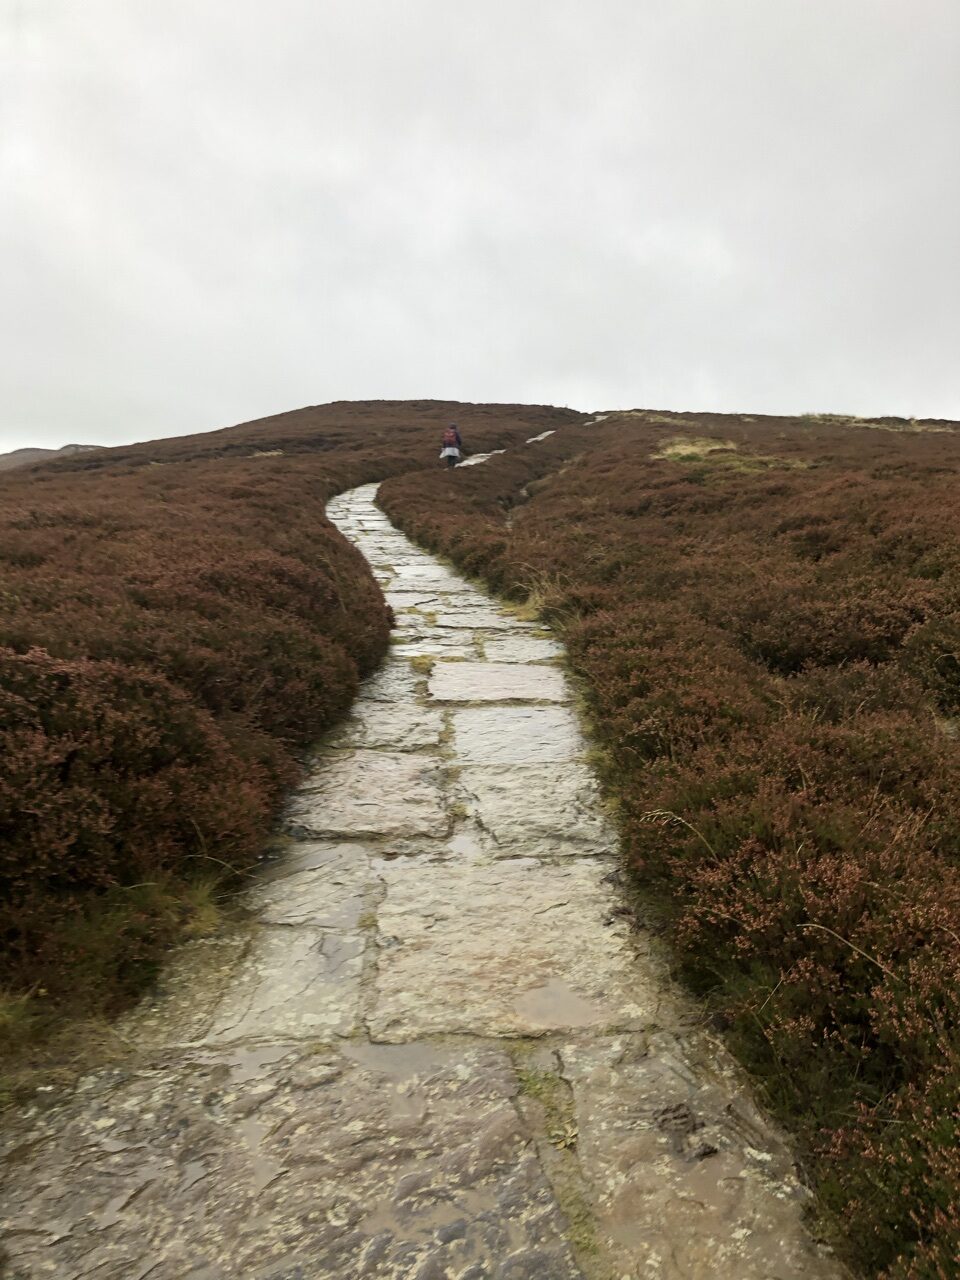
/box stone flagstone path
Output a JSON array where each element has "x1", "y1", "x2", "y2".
[{"x1": 0, "y1": 484, "x2": 844, "y2": 1280}]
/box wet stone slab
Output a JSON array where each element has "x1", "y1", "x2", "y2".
[
  {"x1": 382, "y1": 573, "x2": 474, "y2": 595},
  {"x1": 287, "y1": 750, "x2": 448, "y2": 839},
  {"x1": 203, "y1": 925, "x2": 364, "y2": 1044},
  {"x1": 328, "y1": 702, "x2": 446, "y2": 750},
  {"x1": 246, "y1": 845, "x2": 373, "y2": 927},
  {"x1": 383, "y1": 590, "x2": 443, "y2": 611},
  {"x1": 0, "y1": 1045, "x2": 583, "y2": 1280},
  {"x1": 427, "y1": 606, "x2": 525, "y2": 630},
  {"x1": 354, "y1": 659, "x2": 425, "y2": 704},
  {"x1": 455, "y1": 763, "x2": 616, "y2": 856},
  {"x1": 481, "y1": 635, "x2": 565, "y2": 663},
  {"x1": 369, "y1": 857, "x2": 659, "y2": 1041},
  {"x1": 114, "y1": 935, "x2": 254, "y2": 1050},
  {"x1": 561, "y1": 1031, "x2": 841, "y2": 1279},
  {"x1": 118, "y1": 922, "x2": 365, "y2": 1052},
  {"x1": 384, "y1": 565, "x2": 475, "y2": 595},
  {"x1": 389, "y1": 634, "x2": 478, "y2": 659},
  {"x1": 428, "y1": 661, "x2": 569, "y2": 703},
  {"x1": 451, "y1": 706, "x2": 588, "y2": 764},
  {"x1": 257, "y1": 837, "x2": 378, "y2": 881}
]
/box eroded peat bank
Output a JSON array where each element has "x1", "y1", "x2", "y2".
[{"x1": 0, "y1": 484, "x2": 841, "y2": 1280}]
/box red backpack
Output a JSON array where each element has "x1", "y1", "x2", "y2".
[{"x1": 442, "y1": 427, "x2": 458, "y2": 447}]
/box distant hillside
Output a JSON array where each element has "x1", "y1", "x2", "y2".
[{"x1": 0, "y1": 443, "x2": 100, "y2": 471}]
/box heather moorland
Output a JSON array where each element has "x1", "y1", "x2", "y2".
[
  {"x1": 0, "y1": 400, "x2": 579, "y2": 1069},
  {"x1": 4, "y1": 401, "x2": 960, "y2": 1276},
  {"x1": 379, "y1": 408, "x2": 960, "y2": 1279}
]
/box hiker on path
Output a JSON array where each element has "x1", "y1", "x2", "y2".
[{"x1": 439, "y1": 423, "x2": 462, "y2": 468}]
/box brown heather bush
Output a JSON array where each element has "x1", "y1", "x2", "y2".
[
  {"x1": 0, "y1": 400, "x2": 581, "y2": 1051},
  {"x1": 379, "y1": 408, "x2": 960, "y2": 1278}
]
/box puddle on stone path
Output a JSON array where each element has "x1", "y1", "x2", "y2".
[
  {"x1": 341, "y1": 1039, "x2": 449, "y2": 1080},
  {"x1": 513, "y1": 978, "x2": 606, "y2": 1029}
]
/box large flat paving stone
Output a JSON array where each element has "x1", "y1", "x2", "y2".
[
  {"x1": 391, "y1": 562, "x2": 459, "y2": 579},
  {"x1": 287, "y1": 751, "x2": 448, "y2": 839},
  {"x1": 561, "y1": 1031, "x2": 841, "y2": 1279},
  {"x1": 102, "y1": 842, "x2": 378, "y2": 1052},
  {"x1": 428, "y1": 661, "x2": 569, "y2": 703},
  {"x1": 456, "y1": 763, "x2": 616, "y2": 856},
  {"x1": 383, "y1": 574, "x2": 474, "y2": 595},
  {"x1": 383, "y1": 589, "x2": 442, "y2": 611},
  {"x1": 204, "y1": 926, "x2": 364, "y2": 1044},
  {"x1": 246, "y1": 844, "x2": 374, "y2": 927},
  {"x1": 330, "y1": 702, "x2": 445, "y2": 750},
  {"x1": 0, "y1": 1045, "x2": 582, "y2": 1280},
  {"x1": 482, "y1": 635, "x2": 564, "y2": 663},
  {"x1": 386, "y1": 564, "x2": 475, "y2": 593},
  {"x1": 369, "y1": 858, "x2": 658, "y2": 1040},
  {"x1": 354, "y1": 659, "x2": 425, "y2": 704},
  {"x1": 122, "y1": 925, "x2": 365, "y2": 1050},
  {"x1": 390, "y1": 634, "x2": 478, "y2": 659},
  {"x1": 451, "y1": 706, "x2": 587, "y2": 764},
  {"x1": 430, "y1": 606, "x2": 525, "y2": 630}
]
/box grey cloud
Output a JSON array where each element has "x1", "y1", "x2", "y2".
[{"x1": 1, "y1": 0, "x2": 958, "y2": 452}]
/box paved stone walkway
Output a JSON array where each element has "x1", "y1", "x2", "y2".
[{"x1": 0, "y1": 484, "x2": 843, "y2": 1279}]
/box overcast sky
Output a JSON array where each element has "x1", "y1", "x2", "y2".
[{"x1": 1, "y1": 1, "x2": 958, "y2": 452}]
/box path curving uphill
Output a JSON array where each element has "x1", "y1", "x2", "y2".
[{"x1": 0, "y1": 485, "x2": 843, "y2": 1279}]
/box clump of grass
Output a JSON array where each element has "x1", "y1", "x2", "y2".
[
  {"x1": 516, "y1": 1064, "x2": 578, "y2": 1149},
  {"x1": 654, "y1": 435, "x2": 808, "y2": 475},
  {"x1": 179, "y1": 877, "x2": 226, "y2": 939},
  {"x1": 0, "y1": 993, "x2": 34, "y2": 1051},
  {"x1": 653, "y1": 435, "x2": 739, "y2": 459},
  {"x1": 513, "y1": 1058, "x2": 603, "y2": 1267}
]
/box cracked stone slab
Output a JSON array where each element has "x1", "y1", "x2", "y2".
[
  {"x1": 115, "y1": 934, "x2": 253, "y2": 1050},
  {"x1": 369, "y1": 857, "x2": 659, "y2": 1040},
  {"x1": 390, "y1": 634, "x2": 478, "y2": 659},
  {"x1": 383, "y1": 590, "x2": 443, "y2": 611},
  {"x1": 561, "y1": 1031, "x2": 841, "y2": 1279},
  {"x1": 287, "y1": 751, "x2": 448, "y2": 839},
  {"x1": 368, "y1": 544, "x2": 426, "y2": 558},
  {"x1": 456, "y1": 763, "x2": 617, "y2": 856},
  {"x1": 381, "y1": 574, "x2": 474, "y2": 595},
  {"x1": 428, "y1": 661, "x2": 570, "y2": 704},
  {"x1": 0, "y1": 1045, "x2": 583, "y2": 1280},
  {"x1": 451, "y1": 706, "x2": 588, "y2": 764},
  {"x1": 257, "y1": 837, "x2": 379, "y2": 880},
  {"x1": 203, "y1": 926, "x2": 364, "y2": 1044},
  {"x1": 329, "y1": 702, "x2": 446, "y2": 750},
  {"x1": 427, "y1": 606, "x2": 526, "y2": 630},
  {"x1": 246, "y1": 845, "x2": 373, "y2": 927}
]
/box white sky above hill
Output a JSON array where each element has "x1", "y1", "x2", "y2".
[{"x1": 1, "y1": 0, "x2": 958, "y2": 452}]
